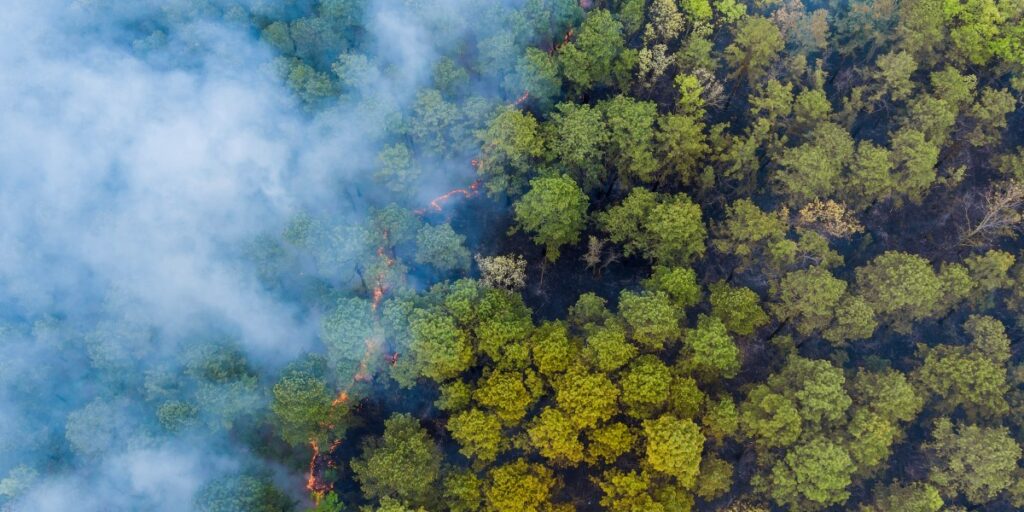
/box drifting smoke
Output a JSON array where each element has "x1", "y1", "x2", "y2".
[{"x1": 0, "y1": 0, "x2": 503, "y2": 509}]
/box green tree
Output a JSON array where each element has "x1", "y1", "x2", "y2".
[
  {"x1": 552, "y1": 364, "x2": 620, "y2": 429},
  {"x1": 680, "y1": 314, "x2": 740, "y2": 381},
  {"x1": 695, "y1": 455, "x2": 734, "y2": 500},
  {"x1": 415, "y1": 223, "x2": 471, "y2": 272},
  {"x1": 668, "y1": 376, "x2": 706, "y2": 419},
  {"x1": 930, "y1": 67, "x2": 977, "y2": 113},
  {"x1": 560, "y1": 10, "x2": 627, "y2": 91},
  {"x1": 271, "y1": 357, "x2": 346, "y2": 446},
  {"x1": 739, "y1": 385, "x2": 803, "y2": 449},
  {"x1": 477, "y1": 108, "x2": 544, "y2": 196},
  {"x1": 332, "y1": 52, "x2": 378, "y2": 93},
  {"x1": 433, "y1": 57, "x2": 469, "y2": 97},
  {"x1": 185, "y1": 343, "x2": 264, "y2": 431},
  {"x1": 620, "y1": 355, "x2": 672, "y2": 418},
  {"x1": 544, "y1": 102, "x2": 608, "y2": 190},
  {"x1": 847, "y1": 407, "x2": 901, "y2": 474},
  {"x1": 279, "y1": 58, "x2": 335, "y2": 107},
  {"x1": 966, "y1": 87, "x2": 1016, "y2": 147},
  {"x1": 868, "y1": 51, "x2": 918, "y2": 105},
  {"x1": 889, "y1": 127, "x2": 939, "y2": 204},
  {"x1": 850, "y1": 368, "x2": 924, "y2": 424},
  {"x1": 643, "y1": 266, "x2": 701, "y2": 309},
  {"x1": 674, "y1": 74, "x2": 706, "y2": 117},
  {"x1": 600, "y1": 95, "x2": 659, "y2": 184},
  {"x1": 447, "y1": 408, "x2": 505, "y2": 463},
  {"x1": 351, "y1": 413, "x2": 441, "y2": 507},
  {"x1": 406, "y1": 309, "x2": 474, "y2": 383},
  {"x1": 373, "y1": 497, "x2": 426, "y2": 512},
  {"x1": 943, "y1": 0, "x2": 1020, "y2": 66},
  {"x1": 529, "y1": 321, "x2": 577, "y2": 376},
  {"x1": 833, "y1": 0, "x2": 898, "y2": 56},
  {"x1": 477, "y1": 29, "x2": 520, "y2": 79},
  {"x1": 703, "y1": 396, "x2": 740, "y2": 443},
  {"x1": 902, "y1": 95, "x2": 956, "y2": 146},
  {"x1": 586, "y1": 422, "x2": 637, "y2": 464},
  {"x1": 409, "y1": 89, "x2": 461, "y2": 156},
  {"x1": 772, "y1": 355, "x2": 852, "y2": 424},
  {"x1": 475, "y1": 288, "x2": 535, "y2": 364},
  {"x1": 514, "y1": 175, "x2": 589, "y2": 261},
  {"x1": 583, "y1": 320, "x2": 638, "y2": 372},
  {"x1": 912, "y1": 316, "x2": 1011, "y2": 420},
  {"x1": 763, "y1": 437, "x2": 856, "y2": 509},
  {"x1": 508, "y1": 48, "x2": 562, "y2": 110},
  {"x1": 843, "y1": 140, "x2": 894, "y2": 210},
  {"x1": 725, "y1": 16, "x2": 785, "y2": 84},
  {"x1": 527, "y1": 407, "x2": 585, "y2": 466},
  {"x1": 864, "y1": 481, "x2": 944, "y2": 512},
  {"x1": 157, "y1": 400, "x2": 198, "y2": 432},
  {"x1": 642, "y1": 415, "x2": 705, "y2": 487},
  {"x1": 792, "y1": 89, "x2": 833, "y2": 133},
  {"x1": 569, "y1": 292, "x2": 613, "y2": 329},
  {"x1": 925, "y1": 418, "x2": 1021, "y2": 505},
  {"x1": 484, "y1": 460, "x2": 558, "y2": 512},
  {"x1": 772, "y1": 266, "x2": 847, "y2": 336},
  {"x1": 823, "y1": 294, "x2": 878, "y2": 345},
  {"x1": 474, "y1": 370, "x2": 541, "y2": 426},
  {"x1": 712, "y1": 199, "x2": 789, "y2": 270},
  {"x1": 854, "y1": 251, "x2": 945, "y2": 332},
  {"x1": 261, "y1": 21, "x2": 293, "y2": 54},
  {"x1": 618, "y1": 290, "x2": 682, "y2": 350},
  {"x1": 964, "y1": 250, "x2": 1015, "y2": 306},
  {"x1": 709, "y1": 281, "x2": 768, "y2": 335},
  {"x1": 435, "y1": 380, "x2": 473, "y2": 412},
  {"x1": 376, "y1": 144, "x2": 420, "y2": 195},
  {"x1": 443, "y1": 470, "x2": 483, "y2": 512},
  {"x1": 194, "y1": 473, "x2": 293, "y2": 512},
  {"x1": 643, "y1": 0, "x2": 685, "y2": 43},
  {"x1": 370, "y1": 204, "x2": 421, "y2": 249},
  {"x1": 897, "y1": 0, "x2": 946, "y2": 63},
  {"x1": 655, "y1": 113, "x2": 710, "y2": 186},
  {"x1": 775, "y1": 122, "x2": 855, "y2": 204},
  {"x1": 598, "y1": 188, "x2": 707, "y2": 265},
  {"x1": 594, "y1": 470, "x2": 663, "y2": 512}
]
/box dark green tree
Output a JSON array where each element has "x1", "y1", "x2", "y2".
[
  {"x1": 514, "y1": 175, "x2": 589, "y2": 261},
  {"x1": 351, "y1": 414, "x2": 442, "y2": 508}
]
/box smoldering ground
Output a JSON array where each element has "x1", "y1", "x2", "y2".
[{"x1": 0, "y1": 0, "x2": 511, "y2": 509}]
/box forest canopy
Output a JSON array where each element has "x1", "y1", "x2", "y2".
[{"x1": 3, "y1": 0, "x2": 1024, "y2": 511}]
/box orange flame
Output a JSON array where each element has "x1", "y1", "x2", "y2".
[
  {"x1": 354, "y1": 356, "x2": 372, "y2": 382},
  {"x1": 306, "y1": 437, "x2": 344, "y2": 501},
  {"x1": 332, "y1": 391, "x2": 349, "y2": 406},
  {"x1": 370, "y1": 242, "x2": 394, "y2": 311},
  {"x1": 371, "y1": 283, "x2": 386, "y2": 311},
  {"x1": 415, "y1": 180, "x2": 482, "y2": 216},
  {"x1": 305, "y1": 229, "x2": 399, "y2": 497},
  {"x1": 355, "y1": 336, "x2": 383, "y2": 382},
  {"x1": 306, "y1": 440, "x2": 325, "y2": 494},
  {"x1": 512, "y1": 90, "x2": 530, "y2": 107},
  {"x1": 549, "y1": 28, "x2": 574, "y2": 54}
]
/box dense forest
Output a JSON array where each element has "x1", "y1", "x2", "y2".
[{"x1": 2, "y1": 0, "x2": 1024, "y2": 510}]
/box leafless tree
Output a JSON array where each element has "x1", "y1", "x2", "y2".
[
  {"x1": 694, "y1": 68, "x2": 726, "y2": 109},
  {"x1": 582, "y1": 236, "x2": 605, "y2": 272},
  {"x1": 795, "y1": 199, "x2": 864, "y2": 238},
  {"x1": 475, "y1": 253, "x2": 527, "y2": 290},
  {"x1": 959, "y1": 180, "x2": 1024, "y2": 247},
  {"x1": 582, "y1": 236, "x2": 620, "y2": 277}
]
